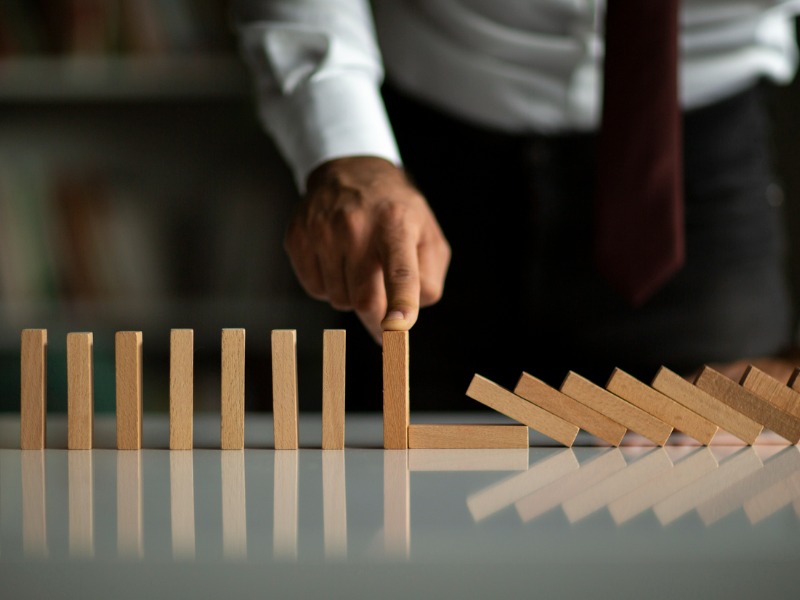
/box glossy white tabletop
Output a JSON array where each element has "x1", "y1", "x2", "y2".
[{"x1": 1, "y1": 413, "x2": 799, "y2": 599}]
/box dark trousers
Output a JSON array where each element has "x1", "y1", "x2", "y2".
[{"x1": 347, "y1": 84, "x2": 793, "y2": 410}]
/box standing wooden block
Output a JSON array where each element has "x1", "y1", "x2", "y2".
[
  {"x1": 607, "y1": 368, "x2": 717, "y2": 444},
  {"x1": 695, "y1": 366, "x2": 800, "y2": 444},
  {"x1": 272, "y1": 329, "x2": 299, "y2": 449},
  {"x1": 383, "y1": 331, "x2": 410, "y2": 450},
  {"x1": 652, "y1": 366, "x2": 762, "y2": 445},
  {"x1": 322, "y1": 330, "x2": 346, "y2": 450},
  {"x1": 466, "y1": 374, "x2": 578, "y2": 447},
  {"x1": 67, "y1": 333, "x2": 93, "y2": 450},
  {"x1": 170, "y1": 329, "x2": 194, "y2": 450},
  {"x1": 560, "y1": 371, "x2": 672, "y2": 446},
  {"x1": 741, "y1": 365, "x2": 800, "y2": 423},
  {"x1": 20, "y1": 329, "x2": 47, "y2": 450},
  {"x1": 407, "y1": 424, "x2": 529, "y2": 449},
  {"x1": 115, "y1": 331, "x2": 142, "y2": 451},
  {"x1": 221, "y1": 329, "x2": 245, "y2": 450},
  {"x1": 515, "y1": 372, "x2": 626, "y2": 446}
]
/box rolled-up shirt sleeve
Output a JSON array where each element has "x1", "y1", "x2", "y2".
[{"x1": 233, "y1": 0, "x2": 402, "y2": 191}]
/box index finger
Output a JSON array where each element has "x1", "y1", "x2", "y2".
[{"x1": 378, "y1": 228, "x2": 420, "y2": 331}]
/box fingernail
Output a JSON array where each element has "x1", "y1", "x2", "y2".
[{"x1": 383, "y1": 310, "x2": 406, "y2": 322}]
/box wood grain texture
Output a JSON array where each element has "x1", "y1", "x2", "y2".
[
  {"x1": 740, "y1": 365, "x2": 800, "y2": 422},
  {"x1": 169, "y1": 329, "x2": 194, "y2": 450},
  {"x1": 20, "y1": 329, "x2": 47, "y2": 450},
  {"x1": 383, "y1": 331, "x2": 409, "y2": 450},
  {"x1": 272, "y1": 329, "x2": 299, "y2": 449},
  {"x1": 115, "y1": 331, "x2": 142, "y2": 450},
  {"x1": 652, "y1": 366, "x2": 762, "y2": 445},
  {"x1": 466, "y1": 374, "x2": 578, "y2": 447},
  {"x1": 407, "y1": 424, "x2": 529, "y2": 449},
  {"x1": 221, "y1": 329, "x2": 245, "y2": 450},
  {"x1": 67, "y1": 333, "x2": 93, "y2": 450},
  {"x1": 695, "y1": 366, "x2": 800, "y2": 444},
  {"x1": 607, "y1": 368, "x2": 717, "y2": 444},
  {"x1": 515, "y1": 372, "x2": 626, "y2": 446},
  {"x1": 560, "y1": 371, "x2": 672, "y2": 445},
  {"x1": 788, "y1": 367, "x2": 800, "y2": 394},
  {"x1": 322, "y1": 329, "x2": 346, "y2": 450}
]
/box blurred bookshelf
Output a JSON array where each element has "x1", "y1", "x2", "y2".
[{"x1": 0, "y1": 1, "x2": 338, "y2": 412}]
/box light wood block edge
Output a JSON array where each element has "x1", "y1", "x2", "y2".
[{"x1": 408, "y1": 424, "x2": 529, "y2": 449}]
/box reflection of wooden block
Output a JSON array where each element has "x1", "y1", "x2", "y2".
[
  {"x1": 383, "y1": 331, "x2": 409, "y2": 449},
  {"x1": 116, "y1": 331, "x2": 143, "y2": 450},
  {"x1": 67, "y1": 333, "x2": 93, "y2": 450},
  {"x1": 695, "y1": 366, "x2": 800, "y2": 444},
  {"x1": 467, "y1": 374, "x2": 578, "y2": 447},
  {"x1": 407, "y1": 424, "x2": 528, "y2": 449},
  {"x1": 516, "y1": 373, "x2": 625, "y2": 446},
  {"x1": 408, "y1": 449, "x2": 529, "y2": 472},
  {"x1": 652, "y1": 367, "x2": 762, "y2": 445},
  {"x1": 741, "y1": 366, "x2": 800, "y2": 424},
  {"x1": 221, "y1": 329, "x2": 245, "y2": 450},
  {"x1": 744, "y1": 470, "x2": 800, "y2": 524},
  {"x1": 607, "y1": 368, "x2": 717, "y2": 444},
  {"x1": 322, "y1": 330, "x2": 346, "y2": 450},
  {"x1": 560, "y1": 372, "x2": 672, "y2": 446},
  {"x1": 170, "y1": 329, "x2": 194, "y2": 450},
  {"x1": 21, "y1": 329, "x2": 47, "y2": 450},
  {"x1": 272, "y1": 329, "x2": 299, "y2": 450}
]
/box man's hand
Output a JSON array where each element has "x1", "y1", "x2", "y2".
[{"x1": 284, "y1": 157, "x2": 451, "y2": 342}]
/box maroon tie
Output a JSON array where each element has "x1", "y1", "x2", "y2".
[{"x1": 595, "y1": 0, "x2": 684, "y2": 306}]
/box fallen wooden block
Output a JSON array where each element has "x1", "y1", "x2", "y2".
[
  {"x1": 695, "y1": 366, "x2": 800, "y2": 444},
  {"x1": 740, "y1": 365, "x2": 800, "y2": 424},
  {"x1": 515, "y1": 372, "x2": 626, "y2": 446},
  {"x1": 20, "y1": 329, "x2": 47, "y2": 450},
  {"x1": 170, "y1": 329, "x2": 194, "y2": 450},
  {"x1": 560, "y1": 371, "x2": 672, "y2": 446},
  {"x1": 407, "y1": 424, "x2": 528, "y2": 449},
  {"x1": 67, "y1": 332, "x2": 93, "y2": 450},
  {"x1": 467, "y1": 374, "x2": 578, "y2": 447},
  {"x1": 116, "y1": 331, "x2": 143, "y2": 451},
  {"x1": 272, "y1": 329, "x2": 299, "y2": 450},
  {"x1": 652, "y1": 366, "x2": 762, "y2": 445},
  {"x1": 607, "y1": 368, "x2": 717, "y2": 445},
  {"x1": 322, "y1": 330, "x2": 346, "y2": 450},
  {"x1": 383, "y1": 331, "x2": 410, "y2": 450},
  {"x1": 221, "y1": 329, "x2": 245, "y2": 450}
]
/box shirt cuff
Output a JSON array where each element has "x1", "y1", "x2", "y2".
[{"x1": 258, "y1": 72, "x2": 402, "y2": 192}]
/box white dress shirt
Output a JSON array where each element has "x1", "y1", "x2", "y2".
[{"x1": 234, "y1": 0, "x2": 800, "y2": 190}]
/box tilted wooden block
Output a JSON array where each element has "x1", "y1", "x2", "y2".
[
  {"x1": 322, "y1": 330, "x2": 346, "y2": 450},
  {"x1": 383, "y1": 331, "x2": 410, "y2": 450},
  {"x1": 740, "y1": 365, "x2": 800, "y2": 424},
  {"x1": 560, "y1": 371, "x2": 672, "y2": 446},
  {"x1": 695, "y1": 366, "x2": 800, "y2": 444},
  {"x1": 67, "y1": 332, "x2": 94, "y2": 450},
  {"x1": 221, "y1": 329, "x2": 245, "y2": 450},
  {"x1": 652, "y1": 366, "x2": 762, "y2": 445},
  {"x1": 607, "y1": 368, "x2": 717, "y2": 444},
  {"x1": 467, "y1": 374, "x2": 578, "y2": 447},
  {"x1": 20, "y1": 329, "x2": 47, "y2": 450},
  {"x1": 407, "y1": 424, "x2": 529, "y2": 449},
  {"x1": 116, "y1": 331, "x2": 143, "y2": 450},
  {"x1": 170, "y1": 329, "x2": 194, "y2": 450},
  {"x1": 515, "y1": 372, "x2": 626, "y2": 446},
  {"x1": 272, "y1": 329, "x2": 299, "y2": 450}
]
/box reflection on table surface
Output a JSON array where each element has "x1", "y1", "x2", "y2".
[{"x1": 1, "y1": 415, "x2": 798, "y2": 569}]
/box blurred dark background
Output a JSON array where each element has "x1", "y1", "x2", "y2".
[{"x1": 0, "y1": 2, "x2": 798, "y2": 414}]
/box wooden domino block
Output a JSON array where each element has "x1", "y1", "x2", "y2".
[
  {"x1": 383, "y1": 331, "x2": 409, "y2": 450},
  {"x1": 221, "y1": 329, "x2": 245, "y2": 450},
  {"x1": 322, "y1": 330, "x2": 346, "y2": 450},
  {"x1": 21, "y1": 329, "x2": 47, "y2": 450},
  {"x1": 740, "y1": 365, "x2": 800, "y2": 423},
  {"x1": 515, "y1": 372, "x2": 626, "y2": 446},
  {"x1": 407, "y1": 424, "x2": 529, "y2": 449},
  {"x1": 466, "y1": 374, "x2": 578, "y2": 447},
  {"x1": 560, "y1": 371, "x2": 672, "y2": 446},
  {"x1": 695, "y1": 366, "x2": 800, "y2": 444},
  {"x1": 170, "y1": 329, "x2": 194, "y2": 450},
  {"x1": 788, "y1": 368, "x2": 800, "y2": 394},
  {"x1": 67, "y1": 333, "x2": 93, "y2": 450},
  {"x1": 272, "y1": 329, "x2": 299, "y2": 450},
  {"x1": 652, "y1": 366, "x2": 762, "y2": 445},
  {"x1": 607, "y1": 368, "x2": 717, "y2": 444},
  {"x1": 116, "y1": 331, "x2": 143, "y2": 450}
]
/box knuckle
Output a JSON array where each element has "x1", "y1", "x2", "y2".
[{"x1": 387, "y1": 266, "x2": 417, "y2": 284}]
